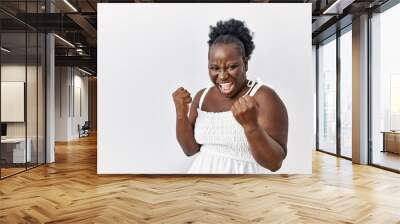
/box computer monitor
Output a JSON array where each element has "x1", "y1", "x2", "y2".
[{"x1": 1, "y1": 123, "x2": 7, "y2": 137}]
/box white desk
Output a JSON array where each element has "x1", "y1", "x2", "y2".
[{"x1": 1, "y1": 138, "x2": 32, "y2": 163}]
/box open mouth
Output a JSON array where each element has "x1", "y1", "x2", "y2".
[{"x1": 218, "y1": 82, "x2": 235, "y2": 95}]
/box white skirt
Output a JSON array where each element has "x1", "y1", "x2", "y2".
[{"x1": 187, "y1": 147, "x2": 267, "y2": 174}]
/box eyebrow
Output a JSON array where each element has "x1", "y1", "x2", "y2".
[{"x1": 208, "y1": 60, "x2": 242, "y2": 65}]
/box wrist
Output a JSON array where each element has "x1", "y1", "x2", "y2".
[
  {"x1": 176, "y1": 113, "x2": 189, "y2": 120},
  {"x1": 243, "y1": 123, "x2": 262, "y2": 133}
]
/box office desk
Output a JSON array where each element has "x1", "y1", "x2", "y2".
[
  {"x1": 1, "y1": 138, "x2": 32, "y2": 163},
  {"x1": 382, "y1": 131, "x2": 400, "y2": 154}
]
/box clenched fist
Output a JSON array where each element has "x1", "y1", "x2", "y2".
[
  {"x1": 231, "y1": 95, "x2": 260, "y2": 131},
  {"x1": 172, "y1": 87, "x2": 192, "y2": 119}
]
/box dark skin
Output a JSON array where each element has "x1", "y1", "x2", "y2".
[{"x1": 172, "y1": 43, "x2": 288, "y2": 172}]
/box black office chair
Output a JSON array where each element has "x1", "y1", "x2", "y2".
[{"x1": 79, "y1": 121, "x2": 90, "y2": 138}]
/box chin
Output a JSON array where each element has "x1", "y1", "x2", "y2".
[{"x1": 222, "y1": 88, "x2": 240, "y2": 98}]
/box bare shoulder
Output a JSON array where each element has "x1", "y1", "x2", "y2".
[
  {"x1": 188, "y1": 88, "x2": 207, "y2": 125},
  {"x1": 253, "y1": 85, "x2": 286, "y2": 112},
  {"x1": 253, "y1": 84, "x2": 288, "y2": 133},
  {"x1": 192, "y1": 88, "x2": 207, "y2": 107}
]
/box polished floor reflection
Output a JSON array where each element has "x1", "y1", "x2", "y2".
[
  {"x1": 0, "y1": 134, "x2": 399, "y2": 223},
  {"x1": 373, "y1": 150, "x2": 400, "y2": 171}
]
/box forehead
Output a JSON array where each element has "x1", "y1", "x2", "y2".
[{"x1": 208, "y1": 43, "x2": 243, "y2": 61}]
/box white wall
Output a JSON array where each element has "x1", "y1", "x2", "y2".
[
  {"x1": 98, "y1": 3, "x2": 313, "y2": 174},
  {"x1": 55, "y1": 67, "x2": 69, "y2": 141},
  {"x1": 55, "y1": 67, "x2": 89, "y2": 141}
]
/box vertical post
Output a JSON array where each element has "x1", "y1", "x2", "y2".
[
  {"x1": 367, "y1": 12, "x2": 373, "y2": 165},
  {"x1": 0, "y1": 26, "x2": 2, "y2": 179},
  {"x1": 337, "y1": 30, "x2": 341, "y2": 156},
  {"x1": 46, "y1": 0, "x2": 55, "y2": 163},
  {"x1": 36, "y1": 0, "x2": 39, "y2": 167},
  {"x1": 352, "y1": 14, "x2": 369, "y2": 164},
  {"x1": 25, "y1": 1, "x2": 28, "y2": 170},
  {"x1": 316, "y1": 45, "x2": 320, "y2": 150}
]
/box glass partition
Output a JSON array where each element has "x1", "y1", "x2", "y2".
[
  {"x1": 339, "y1": 28, "x2": 352, "y2": 158},
  {"x1": 1, "y1": 31, "x2": 28, "y2": 177},
  {"x1": 26, "y1": 0, "x2": 44, "y2": 169},
  {"x1": 317, "y1": 36, "x2": 337, "y2": 154},
  {"x1": 27, "y1": 31, "x2": 38, "y2": 169},
  {"x1": 371, "y1": 3, "x2": 400, "y2": 171},
  {"x1": 0, "y1": 1, "x2": 46, "y2": 179}
]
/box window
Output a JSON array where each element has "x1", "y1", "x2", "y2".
[
  {"x1": 371, "y1": 3, "x2": 400, "y2": 171},
  {"x1": 318, "y1": 36, "x2": 337, "y2": 154},
  {"x1": 339, "y1": 28, "x2": 352, "y2": 158}
]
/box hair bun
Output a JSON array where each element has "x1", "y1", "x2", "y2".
[{"x1": 208, "y1": 19, "x2": 255, "y2": 59}]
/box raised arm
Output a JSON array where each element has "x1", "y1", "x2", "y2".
[
  {"x1": 172, "y1": 87, "x2": 205, "y2": 156},
  {"x1": 231, "y1": 86, "x2": 288, "y2": 172}
]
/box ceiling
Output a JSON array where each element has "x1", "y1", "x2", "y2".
[{"x1": 0, "y1": 0, "x2": 394, "y2": 75}]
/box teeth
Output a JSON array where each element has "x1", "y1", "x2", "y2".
[
  {"x1": 219, "y1": 82, "x2": 233, "y2": 93},
  {"x1": 220, "y1": 82, "x2": 232, "y2": 88}
]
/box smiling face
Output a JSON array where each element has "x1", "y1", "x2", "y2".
[{"x1": 208, "y1": 43, "x2": 248, "y2": 98}]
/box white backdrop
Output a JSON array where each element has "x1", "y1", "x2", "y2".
[{"x1": 98, "y1": 3, "x2": 313, "y2": 174}]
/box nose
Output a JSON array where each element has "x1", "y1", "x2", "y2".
[{"x1": 218, "y1": 69, "x2": 229, "y2": 80}]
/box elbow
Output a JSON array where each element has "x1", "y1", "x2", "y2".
[
  {"x1": 184, "y1": 151, "x2": 196, "y2": 157},
  {"x1": 268, "y1": 162, "x2": 282, "y2": 172},
  {"x1": 267, "y1": 147, "x2": 286, "y2": 172},
  {"x1": 258, "y1": 159, "x2": 283, "y2": 172},
  {"x1": 183, "y1": 146, "x2": 200, "y2": 157}
]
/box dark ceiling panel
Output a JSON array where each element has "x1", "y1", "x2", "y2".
[
  {"x1": 3, "y1": 0, "x2": 398, "y2": 67},
  {"x1": 15, "y1": 13, "x2": 82, "y2": 32}
]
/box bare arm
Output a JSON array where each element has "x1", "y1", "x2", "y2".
[
  {"x1": 172, "y1": 88, "x2": 205, "y2": 156},
  {"x1": 231, "y1": 86, "x2": 288, "y2": 172}
]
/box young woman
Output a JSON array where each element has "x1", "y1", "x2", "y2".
[{"x1": 172, "y1": 19, "x2": 288, "y2": 174}]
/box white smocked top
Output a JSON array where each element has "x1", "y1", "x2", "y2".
[{"x1": 187, "y1": 79, "x2": 268, "y2": 174}]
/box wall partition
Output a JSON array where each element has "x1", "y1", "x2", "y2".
[{"x1": 0, "y1": 1, "x2": 46, "y2": 179}]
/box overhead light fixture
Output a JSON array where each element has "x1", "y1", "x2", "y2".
[
  {"x1": 78, "y1": 67, "x2": 93, "y2": 76},
  {"x1": 322, "y1": 0, "x2": 355, "y2": 15},
  {"x1": 54, "y1": 34, "x2": 75, "y2": 48},
  {"x1": 76, "y1": 48, "x2": 86, "y2": 55},
  {"x1": 1, "y1": 47, "x2": 11, "y2": 53},
  {"x1": 63, "y1": 0, "x2": 78, "y2": 12}
]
